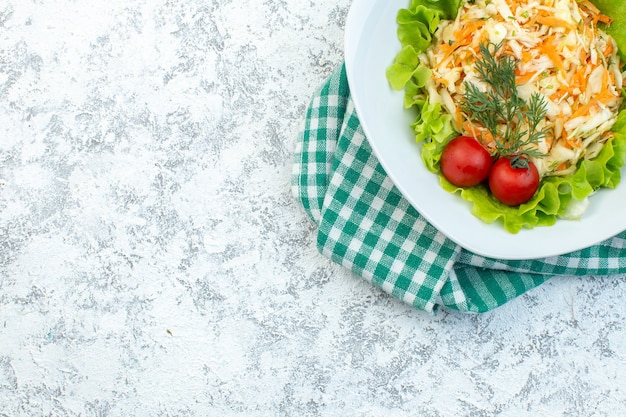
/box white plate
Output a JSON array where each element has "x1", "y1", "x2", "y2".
[{"x1": 344, "y1": 0, "x2": 626, "y2": 260}]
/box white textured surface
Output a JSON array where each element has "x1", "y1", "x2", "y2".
[{"x1": 1, "y1": 1, "x2": 626, "y2": 415}]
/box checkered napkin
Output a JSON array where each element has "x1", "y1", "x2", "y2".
[{"x1": 292, "y1": 64, "x2": 626, "y2": 313}]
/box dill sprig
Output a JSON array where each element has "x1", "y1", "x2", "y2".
[{"x1": 461, "y1": 42, "x2": 550, "y2": 168}]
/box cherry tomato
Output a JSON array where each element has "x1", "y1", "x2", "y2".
[
  {"x1": 440, "y1": 136, "x2": 492, "y2": 187},
  {"x1": 488, "y1": 157, "x2": 540, "y2": 206}
]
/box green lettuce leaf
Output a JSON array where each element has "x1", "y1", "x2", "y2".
[
  {"x1": 412, "y1": 101, "x2": 456, "y2": 172},
  {"x1": 386, "y1": 0, "x2": 463, "y2": 91}
]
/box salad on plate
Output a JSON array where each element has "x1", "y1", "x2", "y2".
[{"x1": 387, "y1": 0, "x2": 626, "y2": 233}]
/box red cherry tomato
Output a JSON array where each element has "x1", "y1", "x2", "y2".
[
  {"x1": 488, "y1": 157, "x2": 540, "y2": 206},
  {"x1": 440, "y1": 136, "x2": 492, "y2": 187}
]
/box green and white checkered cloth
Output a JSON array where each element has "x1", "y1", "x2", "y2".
[{"x1": 292, "y1": 64, "x2": 626, "y2": 313}]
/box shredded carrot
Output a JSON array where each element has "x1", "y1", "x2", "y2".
[
  {"x1": 598, "y1": 89, "x2": 618, "y2": 105},
  {"x1": 571, "y1": 64, "x2": 590, "y2": 92},
  {"x1": 590, "y1": 68, "x2": 620, "y2": 105},
  {"x1": 440, "y1": 39, "x2": 471, "y2": 63},
  {"x1": 580, "y1": 0, "x2": 600, "y2": 15},
  {"x1": 578, "y1": 0, "x2": 613, "y2": 26},
  {"x1": 569, "y1": 100, "x2": 597, "y2": 119},
  {"x1": 536, "y1": 15, "x2": 576, "y2": 30},
  {"x1": 545, "y1": 135, "x2": 554, "y2": 152},
  {"x1": 561, "y1": 125, "x2": 569, "y2": 144},
  {"x1": 455, "y1": 21, "x2": 483, "y2": 40},
  {"x1": 455, "y1": 108, "x2": 463, "y2": 131},
  {"x1": 597, "y1": 14, "x2": 613, "y2": 25},
  {"x1": 568, "y1": 137, "x2": 582, "y2": 149},
  {"x1": 462, "y1": 121, "x2": 496, "y2": 150},
  {"x1": 442, "y1": 20, "x2": 484, "y2": 61},
  {"x1": 432, "y1": 76, "x2": 449, "y2": 86},
  {"x1": 540, "y1": 36, "x2": 565, "y2": 71},
  {"x1": 521, "y1": 51, "x2": 534, "y2": 63},
  {"x1": 550, "y1": 87, "x2": 568, "y2": 101},
  {"x1": 515, "y1": 70, "x2": 537, "y2": 85}
]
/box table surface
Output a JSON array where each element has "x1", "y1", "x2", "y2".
[{"x1": 2, "y1": 0, "x2": 626, "y2": 415}]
